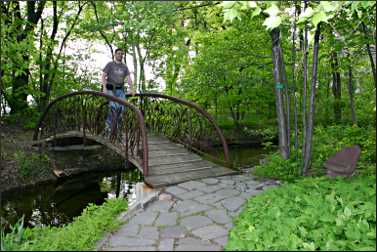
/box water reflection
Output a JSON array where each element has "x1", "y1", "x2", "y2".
[
  {"x1": 0, "y1": 168, "x2": 143, "y2": 233},
  {"x1": 211, "y1": 145, "x2": 272, "y2": 169}
]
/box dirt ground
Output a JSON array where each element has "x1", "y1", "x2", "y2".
[{"x1": 0, "y1": 122, "x2": 57, "y2": 193}]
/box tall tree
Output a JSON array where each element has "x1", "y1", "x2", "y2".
[{"x1": 1, "y1": 0, "x2": 46, "y2": 114}]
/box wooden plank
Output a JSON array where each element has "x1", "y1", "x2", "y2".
[
  {"x1": 145, "y1": 167, "x2": 238, "y2": 188},
  {"x1": 149, "y1": 165, "x2": 215, "y2": 176},
  {"x1": 149, "y1": 151, "x2": 191, "y2": 158},
  {"x1": 149, "y1": 159, "x2": 216, "y2": 173},
  {"x1": 149, "y1": 155, "x2": 202, "y2": 166},
  {"x1": 148, "y1": 145, "x2": 186, "y2": 151}
]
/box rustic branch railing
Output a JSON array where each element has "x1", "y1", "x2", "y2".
[
  {"x1": 126, "y1": 92, "x2": 231, "y2": 167},
  {"x1": 33, "y1": 91, "x2": 149, "y2": 175}
]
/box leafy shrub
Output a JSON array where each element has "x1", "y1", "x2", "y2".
[
  {"x1": 14, "y1": 151, "x2": 50, "y2": 178},
  {"x1": 253, "y1": 125, "x2": 376, "y2": 181},
  {"x1": 1, "y1": 198, "x2": 127, "y2": 251},
  {"x1": 4, "y1": 108, "x2": 41, "y2": 129},
  {"x1": 226, "y1": 175, "x2": 376, "y2": 251}
]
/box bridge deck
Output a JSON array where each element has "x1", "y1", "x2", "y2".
[
  {"x1": 145, "y1": 135, "x2": 238, "y2": 187},
  {"x1": 34, "y1": 131, "x2": 238, "y2": 188}
]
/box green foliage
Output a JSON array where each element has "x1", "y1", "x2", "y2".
[
  {"x1": 226, "y1": 175, "x2": 376, "y2": 251},
  {"x1": 14, "y1": 151, "x2": 49, "y2": 178},
  {"x1": 1, "y1": 216, "x2": 26, "y2": 251},
  {"x1": 253, "y1": 125, "x2": 376, "y2": 181},
  {"x1": 1, "y1": 198, "x2": 127, "y2": 251},
  {"x1": 3, "y1": 105, "x2": 41, "y2": 129}
]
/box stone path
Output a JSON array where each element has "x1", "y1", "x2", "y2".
[{"x1": 97, "y1": 174, "x2": 279, "y2": 251}]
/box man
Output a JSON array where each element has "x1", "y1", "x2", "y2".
[{"x1": 102, "y1": 48, "x2": 135, "y2": 138}]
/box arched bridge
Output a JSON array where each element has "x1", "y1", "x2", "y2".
[{"x1": 33, "y1": 91, "x2": 238, "y2": 187}]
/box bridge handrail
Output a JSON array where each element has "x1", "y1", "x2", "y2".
[
  {"x1": 126, "y1": 92, "x2": 230, "y2": 166},
  {"x1": 33, "y1": 90, "x2": 149, "y2": 175}
]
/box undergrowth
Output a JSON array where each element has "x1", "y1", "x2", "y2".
[
  {"x1": 226, "y1": 175, "x2": 376, "y2": 251},
  {"x1": 1, "y1": 198, "x2": 127, "y2": 251},
  {"x1": 253, "y1": 125, "x2": 376, "y2": 181}
]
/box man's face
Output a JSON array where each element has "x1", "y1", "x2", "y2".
[{"x1": 115, "y1": 50, "x2": 124, "y2": 62}]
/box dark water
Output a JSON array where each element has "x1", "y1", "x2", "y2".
[
  {"x1": 212, "y1": 145, "x2": 271, "y2": 169},
  {"x1": 0, "y1": 168, "x2": 143, "y2": 232}
]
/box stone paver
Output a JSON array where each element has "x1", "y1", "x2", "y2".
[
  {"x1": 108, "y1": 237, "x2": 156, "y2": 247},
  {"x1": 176, "y1": 190, "x2": 204, "y2": 200},
  {"x1": 179, "y1": 181, "x2": 207, "y2": 190},
  {"x1": 98, "y1": 173, "x2": 280, "y2": 251},
  {"x1": 213, "y1": 236, "x2": 228, "y2": 247},
  {"x1": 180, "y1": 215, "x2": 213, "y2": 230},
  {"x1": 220, "y1": 196, "x2": 246, "y2": 212},
  {"x1": 201, "y1": 178, "x2": 219, "y2": 185},
  {"x1": 174, "y1": 199, "x2": 213, "y2": 216},
  {"x1": 104, "y1": 246, "x2": 156, "y2": 251},
  {"x1": 138, "y1": 226, "x2": 159, "y2": 240},
  {"x1": 206, "y1": 209, "x2": 232, "y2": 225},
  {"x1": 165, "y1": 186, "x2": 188, "y2": 196},
  {"x1": 158, "y1": 239, "x2": 174, "y2": 251},
  {"x1": 161, "y1": 225, "x2": 186, "y2": 239},
  {"x1": 115, "y1": 223, "x2": 140, "y2": 237},
  {"x1": 148, "y1": 200, "x2": 174, "y2": 212},
  {"x1": 127, "y1": 211, "x2": 158, "y2": 225},
  {"x1": 176, "y1": 237, "x2": 221, "y2": 251},
  {"x1": 155, "y1": 212, "x2": 178, "y2": 226},
  {"x1": 192, "y1": 224, "x2": 228, "y2": 240}
]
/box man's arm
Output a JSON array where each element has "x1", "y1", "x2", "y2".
[{"x1": 101, "y1": 72, "x2": 107, "y2": 93}]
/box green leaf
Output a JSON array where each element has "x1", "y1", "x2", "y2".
[
  {"x1": 344, "y1": 207, "x2": 352, "y2": 218},
  {"x1": 251, "y1": 7, "x2": 262, "y2": 18},
  {"x1": 264, "y1": 4, "x2": 280, "y2": 17},
  {"x1": 263, "y1": 16, "x2": 281, "y2": 30},
  {"x1": 319, "y1": 1, "x2": 337, "y2": 12},
  {"x1": 224, "y1": 8, "x2": 241, "y2": 22},
  {"x1": 312, "y1": 11, "x2": 329, "y2": 27},
  {"x1": 298, "y1": 7, "x2": 314, "y2": 23},
  {"x1": 221, "y1": 1, "x2": 237, "y2": 9},
  {"x1": 248, "y1": 1, "x2": 258, "y2": 8}
]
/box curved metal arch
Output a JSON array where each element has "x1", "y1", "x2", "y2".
[
  {"x1": 33, "y1": 91, "x2": 149, "y2": 175},
  {"x1": 126, "y1": 92, "x2": 230, "y2": 165}
]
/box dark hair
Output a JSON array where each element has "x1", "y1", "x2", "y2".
[{"x1": 115, "y1": 48, "x2": 124, "y2": 53}]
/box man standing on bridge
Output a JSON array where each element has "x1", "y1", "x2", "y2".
[{"x1": 102, "y1": 48, "x2": 135, "y2": 138}]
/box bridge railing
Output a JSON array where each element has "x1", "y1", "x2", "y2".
[
  {"x1": 33, "y1": 91, "x2": 149, "y2": 175},
  {"x1": 126, "y1": 92, "x2": 231, "y2": 167}
]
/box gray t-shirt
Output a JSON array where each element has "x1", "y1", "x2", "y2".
[{"x1": 103, "y1": 61, "x2": 130, "y2": 87}]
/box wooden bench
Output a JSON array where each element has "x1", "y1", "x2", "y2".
[{"x1": 324, "y1": 145, "x2": 361, "y2": 177}]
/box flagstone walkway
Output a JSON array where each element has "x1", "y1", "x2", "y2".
[{"x1": 97, "y1": 174, "x2": 280, "y2": 251}]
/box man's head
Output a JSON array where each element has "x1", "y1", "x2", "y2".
[{"x1": 114, "y1": 48, "x2": 124, "y2": 63}]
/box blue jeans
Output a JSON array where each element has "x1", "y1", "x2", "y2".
[{"x1": 106, "y1": 89, "x2": 126, "y2": 133}]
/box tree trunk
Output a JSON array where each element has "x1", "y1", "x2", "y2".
[
  {"x1": 40, "y1": 1, "x2": 58, "y2": 112},
  {"x1": 271, "y1": 28, "x2": 289, "y2": 160},
  {"x1": 131, "y1": 43, "x2": 139, "y2": 92},
  {"x1": 362, "y1": 23, "x2": 377, "y2": 89},
  {"x1": 279, "y1": 45, "x2": 290, "y2": 158},
  {"x1": 292, "y1": 3, "x2": 298, "y2": 159},
  {"x1": 347, "y1": 64, "x2": 357, "y2": 125},
  {"x1": 303, "y1": 24, "x2": 321, "y2": 176},
  {"x1": 8, "y1": 0, "x2": 46, "y2": 114},
  {"x1": 331, "y1": 51, "x2": 342, "y2": 122},
  {"x1": 136, "y1": 44, "x2": 146, "y2": 92},
  {"x1": 301, "y1": 20, "x2": 308, "y2": 172}
]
